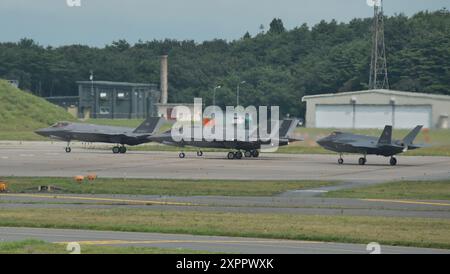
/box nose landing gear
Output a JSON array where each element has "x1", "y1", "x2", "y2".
[
  {"x1": 390, "y1": 157, "x2": 397, "y2": 166},
  {"x1": 65, "y1": 141, "x2": 72, "y2": 153}
]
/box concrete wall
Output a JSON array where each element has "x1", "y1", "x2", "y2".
[{"x1": 303, "y1": 90, "x2": 450, "y2": 129}]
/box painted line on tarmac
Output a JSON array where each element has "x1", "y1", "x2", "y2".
[
  {"x1": 54, "y1": 239, "x2": 362, "y2": 253},
  {"x1": 362, "y1": 199, "x2": 450, "y2": 207},
  {"x1": 0, "y1": 193, "x2": 198, "y2": 207}
]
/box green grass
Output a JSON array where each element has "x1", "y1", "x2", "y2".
[
  {"x1": 0, "y1": 239, "x2": 208, "y2": 254},
  {"x1": 324, "y1": 180, "x2": 450, "y2": 200},
  {"x1": 1, "y1": 177, "x2": 336, "y2": 196},
  {"x1": 1, "y1": 208, "x2": 450, "y2": 249},
  {"x1": 0, "y1": 80, "x2": 75, "y2": 132}
]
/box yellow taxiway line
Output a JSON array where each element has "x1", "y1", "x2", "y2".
[
  {"x1": 0, "y1": 193, "x2": 198, "y2": 206},
  {"x1": 362, "y1": 198, "x2": 450, "y2": 207}
]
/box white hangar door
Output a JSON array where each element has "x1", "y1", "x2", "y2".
[
  {"x1": 355, "y1": 105, "x2": 392, "y2": 129},
  {"x1": 315, "y1": 105, "x2": 353, "y2": 128},
  {"x1": 394, "y1": 105, "x2": 431, "y2": 129}
]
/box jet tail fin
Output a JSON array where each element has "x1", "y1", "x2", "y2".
[
  {"x1": 377, "y1": 125, "x2": 392, "y2": 145},
  {"x1": 133, "y1": 117, "x2": 165, "y2": 134},
  {"x1": 279, "y1": 119, "x2": 299, "y2": 138},
  {"x1": 403, "y1": 125, "x2": 423, "y2": 145}
]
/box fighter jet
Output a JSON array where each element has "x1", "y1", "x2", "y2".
[
  {"x1": 35, "y1": 117, "x2": 164, "y2": 154},
  {"x1": 317, "y1": 125, "x2": 424, "y2": 166},
  {"x1": 148, "y1": 119, "x2": 302, "y2": 159}
]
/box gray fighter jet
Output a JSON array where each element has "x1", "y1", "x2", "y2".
[
  {"x1": 148, "y1": 119, "x2": 302, "y2": 159},
  {"x1": 317, "y1": 125, "x2": 424, "y2": 166},
  {"x1": 35, "y1": 117, "x2": 164, "y2": 154}
]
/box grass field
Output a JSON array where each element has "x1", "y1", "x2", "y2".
[
  {"x1": 0, "y1": 239, "x2": 207, "y2": 254},
  {"x1": 0, "y1": 80, "x2": 75, "y2": 133},
  {"x1": 1, "y1": 208, "x2": 449, "y2": 249},
  {"x1": 1, "y1": 177, "x2": 336, "y2": 196},
  {"x1": 324, "y1": 180, "x2": 450, "y2": 200}
]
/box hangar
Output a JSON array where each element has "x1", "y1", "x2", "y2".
[{"x1": 302, "y1": 89, "x2": 450, "y2": 129}]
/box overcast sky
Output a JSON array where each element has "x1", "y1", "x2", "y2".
[{"x1": 0, "y1": 0, "x2": 448, "y2": 47}]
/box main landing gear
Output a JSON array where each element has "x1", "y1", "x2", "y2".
[
  {"x1": 358, "y1": 155, "x2": 367, "y2": 166},
  {"x1": 227, "y1": 150, "x2": 259, "y2": 160},
  {"x1": 112, "y1": 146, "x2": 127, "y2": 154}
]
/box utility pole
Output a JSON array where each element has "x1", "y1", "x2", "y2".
[
  {"x1": 236, "y1": 81, "x2": 246, "y2": 106},
  {"x1": 369, "y1": 0, "x2": 390, "y2": 90}
]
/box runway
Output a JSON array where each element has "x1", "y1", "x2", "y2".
[
  {"x1": 1, "y1": 141, "x2": 450, "y2": 183},
  {"x1": 1, "y1": 227, "x2": 449, "y2": 254},
  {"x1": 2, "y1": 193, "x2": 450, "y2": 219},
  {"x1": 1, "y1": 141, "x2": 450, "y2": 254}
]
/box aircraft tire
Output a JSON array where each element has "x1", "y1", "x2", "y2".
[
  {"x1": 390, "y1": 157, "x2": 397, "y2": 166},
  {"x1": 244, "y1": 151, "x2": 252, "y2": 158},
  {"x1": 235, "y1": 151, "x2": 243, "y2": 160},
  {"x1": 65, "y1": 147, "x2": 71, "y2": 153},
  {"x1": 119, "y1": 146, "x2": 127, "y2": 154},
  {"x1": 252, "y1": 150, "x2": 260, "y2": 158},
  {"x1": 358, "y1": 157, "x2": 366, "y2": 165},
  {"x1": 227, "y1": 152, "x2": 235, "y2": 160},
  {"x1": 197, "y1": 151, "x2": 203, "y2": 157},
  {"x1": 112, "y1": 147, "x2": 120, "y2": 154},
  {"x1": 338, "y1": 158, "x2": 344, "y2": 165},
  {"x1": 179, "y1": 152, "x2": 186, "y2": 159}
]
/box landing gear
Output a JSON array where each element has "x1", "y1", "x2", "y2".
[
  {"x1": 179, "y1": 152, "x2": 186, "y2": 159},
  {"x1": 358, "y1": 157, "x2": 367, "y2": 166},
  {"x1": 112, "y1": 145, "x2": 127, "y2": 154},
  {"x1": 251, "y1": 150, "x2": 260, "y2": 158},
  {"x1": 227, "y1": 152, "x2": 235, "y2": 160},
  {"x1": 65, "y1": 141, "x2": 71, "y2": 153},
  {"x1": 228, "y1": 150, "x2": 255, "y2": 160},
  {"x1": 337, "y1": 154, "x2": 344, "y2": 165},
  {"x1": 390, "y1": 157, "x2": 397, "y2": 166},
  {"x1": 197, "y1": 151, "x2": 203, "y2": 157}
]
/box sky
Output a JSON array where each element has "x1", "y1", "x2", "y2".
[{"x1": 0, "y1": 0, "x2": 448, "y2": 47}]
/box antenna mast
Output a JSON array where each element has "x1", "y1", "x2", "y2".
[{"x1": 369, "y1": 0, "x2": 389, "y2": 90}]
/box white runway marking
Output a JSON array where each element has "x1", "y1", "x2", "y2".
[{"x1": 19, "y1": 154, "x2": 35, "y2": 157}]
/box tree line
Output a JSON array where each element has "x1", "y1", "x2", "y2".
[{"x1": 0, "y1": 9, "x2": 449, "y2": 117}]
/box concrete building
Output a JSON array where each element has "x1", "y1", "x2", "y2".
[
  {"x1": 302, "y1": 89, "x2": 450, "y2": 129},
  {"x1": 77, "y1": 81, "x2": 160, "y2": 119}
]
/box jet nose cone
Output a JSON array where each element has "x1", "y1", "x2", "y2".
[
  {"x1": 34, "y1": 128, "x2": 50, "y2": 137},
  {"x1": 317, "y1": 137, "x2": 327, "y2": 146}
]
